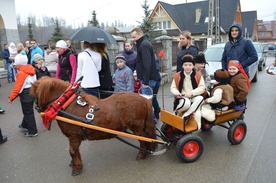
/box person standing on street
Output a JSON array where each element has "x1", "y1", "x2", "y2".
[
  {"x1": 8, "y1": 53, "x2": 38, "y2": 137},
  {"x1": 118, "y1": 41, "x2": 137, "y2": 72},
  {"x1": 30, "y1": 39, "x2": 43, "y2": 65},
  {"x1": 221, "y1": 23, "x2": 258, "y2": 78},
  {"x1": 130, "y1": 27, "x2": 158, "y2": 95},
  {"x1": 55, "y1": 40, "x2": 77, "y2": 83},
  {"x1": 176, "y1": 31, "x2": 199, "y2": 72},
  {"x1": 2, "y1": 44, "x2": 14, "y2": 82}
]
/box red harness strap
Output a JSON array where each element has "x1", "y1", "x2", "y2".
[{"x1": 42, "y1": 79, "x2": 81, "y2": 130}]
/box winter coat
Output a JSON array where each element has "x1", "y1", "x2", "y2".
[
  {"x1": 56, "y1": 49, "x2": 77, "y2": 83},
  {"x1": 98, "y1": 54, "x2": 113, "y2": 90},
  {"x1": 119, "y1": 47, "x2": 137, "y2": 72},
  {"x1": 2, "y1": 48, "x2": 12, "y2": 64},
  {"x1": 229, "y1": 72, "x2": 249, "y2": 104},
  {"x1": 135, "y1": 35, "x2": 158, "y2": 85},
  {"x1": 113, "y1": 65, "x2": 134, "y2": 93},
  {"x1": 30, "y1": 45, "x2": 43, "y2": 64},
  {"x1": 221, "y1": 23, "x2": 258, "y2": 77},
  {"x1": 76, "y1": 49, "x2": 101, "y2": 88},
  {"x1": 9, "y1": 64, "x2": 37, "y2": 102},
  {"x1": 176, "y1": 45, "x2": 198, "y2": 72},
  {"x1": 208, "y1": 84, "x2": 234, "y2": 107}
]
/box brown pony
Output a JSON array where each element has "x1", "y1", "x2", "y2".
[{"x1": 30, "y1": 77, "x2": 157, "y2": 176}]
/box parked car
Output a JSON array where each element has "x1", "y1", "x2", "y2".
[
  {"x1": 268, "y1": 43, "x2": 276, "y2": 50},
  {"x1": 204, "y1": 43, "x2": 259, "y2": 82},
  {"x1": 252, "y1": 42, "x2": 267, "y2": 71}
]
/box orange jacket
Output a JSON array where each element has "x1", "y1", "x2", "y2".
[{"x1": 9, "y1": 64, "x2": 36, "y2": 102}]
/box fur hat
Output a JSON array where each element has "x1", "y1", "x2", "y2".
[
  {"x1": 181, "y1": 54, "x2": 194, "y2": 65},
  {"x1": 115, "y1": 55, "x2": 126, "y2": 63},
  {"x1": 14, "y1": 53, "x2": 28, "y2": 66},
  {"x1": 214, "y1": 69, "x2": 229, "y2": 83},
  {"x1": 55, "y1": 40, "x2": 67, "y2": 49},
  {"x1": 33, "y1": 54, "x2": 44, "y2": 63},
  {"x1": 194, "y1": 53, "x2": 207, "y2": 64}
]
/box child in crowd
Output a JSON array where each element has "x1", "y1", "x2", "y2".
[
  {"x1": 33, "y1": 54, "x2": 51, "y2": 79},
  {"x1": 170, "y1": 54, "x2": 205, "y2": 126},
  {"x1": 202, "y1": 69, "x2": 235, "y2": 122},
  {"x1": 133, "y1": 70, "x2": 140, "y2": 93},
  {"x1": 228, "y1": 60, "x2": 250, "y2": 112},
  {"x1": 194, "y1": 52, "x2": 211, "y2": 86},
  {"x1": 113, "y1": 55, "x2": 134, "y2": 93},
  {"x1": 8, "y1": 53, "x2": 38, "y2": 137}
]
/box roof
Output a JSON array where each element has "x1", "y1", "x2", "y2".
[
  {"x1": 242, "y1": 11, "x2": 257, "y2": 36},
  {"x1": 158, "y1": 0, "x2": 240, "y2": 35}
]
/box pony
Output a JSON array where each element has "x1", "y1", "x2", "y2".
[{"x1": 30, "y1": 77, "x2": 157, "y2": 176}]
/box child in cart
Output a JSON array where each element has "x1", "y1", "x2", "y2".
[
  {"x1": 170, "y1": 54, "x2": 205, "y2": 127},
  {"x1": 201, "y1": 69, "x2": 235, "y2": 122},
  {"x1": 228, "y1": 60, "x2": 250, "y2": 117}
]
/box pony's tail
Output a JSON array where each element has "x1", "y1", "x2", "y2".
[{"x1": 144, "y1": 99, "x2": 157, "y2": 151}]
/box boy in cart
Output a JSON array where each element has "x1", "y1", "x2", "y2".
[{"x1": 170, "y1": 54, "x2": 205, "y2": 128}]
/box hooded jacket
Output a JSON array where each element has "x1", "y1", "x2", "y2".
[
  {"x1": 119, "y1": 47, "x2": 137, "y2": 72},
  {"x1": 221, "y1": 23, "x2": 258, "y2": 77},
  {"x1": 9, "y1": 64, "x2": 37, "y2": 102}
]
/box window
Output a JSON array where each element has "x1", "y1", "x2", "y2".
[{"x1": 154, "y1": 21, "x2": 171, "y2": 30}]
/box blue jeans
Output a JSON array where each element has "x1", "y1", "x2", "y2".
[
  {"x1": 81, "y1": 87, "x2": 99, "y2": 97},
  {"x1": 6, "y1": 62, "x2": 14, "y2": 82},
  {"x1": 140, "y1": 80, "x2": 156, "y2": 95},
  {"x1": 152, "y1": 78, "x2": 161, "y2": 119}
]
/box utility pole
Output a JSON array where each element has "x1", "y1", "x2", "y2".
[
  {"x1": 207, "y1": 0, "x2": 214, "y2": 47},
  {"x1": 207, "y1": 0, "x2": 214, "y2": 38},
  {"x1": 215, "y1": 0, "x2": 220, "y2": 44}
]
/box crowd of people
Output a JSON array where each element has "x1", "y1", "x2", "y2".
[{"x1": 0, "y1": 23, "x2": 257, "y2": 142}]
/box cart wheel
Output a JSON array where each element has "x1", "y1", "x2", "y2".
[
  {"x1": 227, "y1": 120, "x2": 247, "y2": 145},
  {"x1": 176, "y1": 135, "x2": 204, "y2": 163},
  {"x1": 161, "y1": 123, "x2": 174, "y2": 141},
  {"x1": 201, "y1": 118, "x2": 213, "y2": 131}
]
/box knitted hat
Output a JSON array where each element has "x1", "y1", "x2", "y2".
[
  {"x1": 33, "y1": 54, "x2": 44, "y2": 63},
  {"x1": 214, "y1": 69, "x2": 229, "y2": 83},
  {"x1": 181, "y1": 54, "x2": 194, "y2": 65},
  {"x1": 115, "y1": 55, "x2": 126, "y2": 63},
  {"x1": 55, "y1": 40, "x2": 67, "y2": 49},
  {"x1": 14, "y1": 53, "x2": 28, "y2": 66},
  {"x1": 194, "y1": 53, "x2": 207, "y2": 64}
]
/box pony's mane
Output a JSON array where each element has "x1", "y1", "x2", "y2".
[{"x1": 31, "y1": 77, "x2": 70, "y2": 106}]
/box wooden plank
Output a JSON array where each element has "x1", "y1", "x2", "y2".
[
  {"x1": 160, "y1": 109, "x2": 198, "y2": 132},
  {"x1": 43, "y1": 114, "x2": 168, "y2": 145}
]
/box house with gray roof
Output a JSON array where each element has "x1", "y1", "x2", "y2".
[{"x1": 149, "y1": 0, "x2": 258, "y2": 43}]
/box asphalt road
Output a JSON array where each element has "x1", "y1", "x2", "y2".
[{"x1": 0, "y1": 57, "x2": 276, "y2": 183}]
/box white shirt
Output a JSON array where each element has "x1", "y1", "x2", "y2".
[{"x1": 76, "y1": 48, "x2": 102, "y2": 88}]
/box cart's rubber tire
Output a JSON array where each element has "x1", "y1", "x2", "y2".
[
  {"x1": 161, "y1": 123, "x2": 174, "y2": 141},
  {"x1": 176, "y1": 135, "x2": 204, "y2": 163},
  {"x1": 227, "y1": 120, "x2": 247, "y2": 145},
  {"x1": 201, "y1": 118, "x2": 213, "y2": 131}
]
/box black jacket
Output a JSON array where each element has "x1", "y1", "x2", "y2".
[{"x1": 135, "y1": 35, "x2": 158, "y2": 85}]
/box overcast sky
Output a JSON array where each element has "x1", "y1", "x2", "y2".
[{"x1": 14, "y1": 0, "x2": 276, "y2": 27}]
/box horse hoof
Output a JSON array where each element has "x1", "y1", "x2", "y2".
[
  {"x1": 136, "y1": 155, "x2": 146, "y2": 161},
  {"x1": 71, "y1": 169, "x2": 82, "y2": 176}
]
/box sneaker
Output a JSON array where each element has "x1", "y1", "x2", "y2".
[
  {"x1": 0, "y1": 108, "x2": 5, "y2": 113},
  {"x1": 0, "y1": 136, "x2": 8, "y2": 144},
  {"x1": 18, "y1": 125, "x2": 28, "y2": 131},
  {"x1": 24, "y1": 132, "x2": 38, "y2": 137}
]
